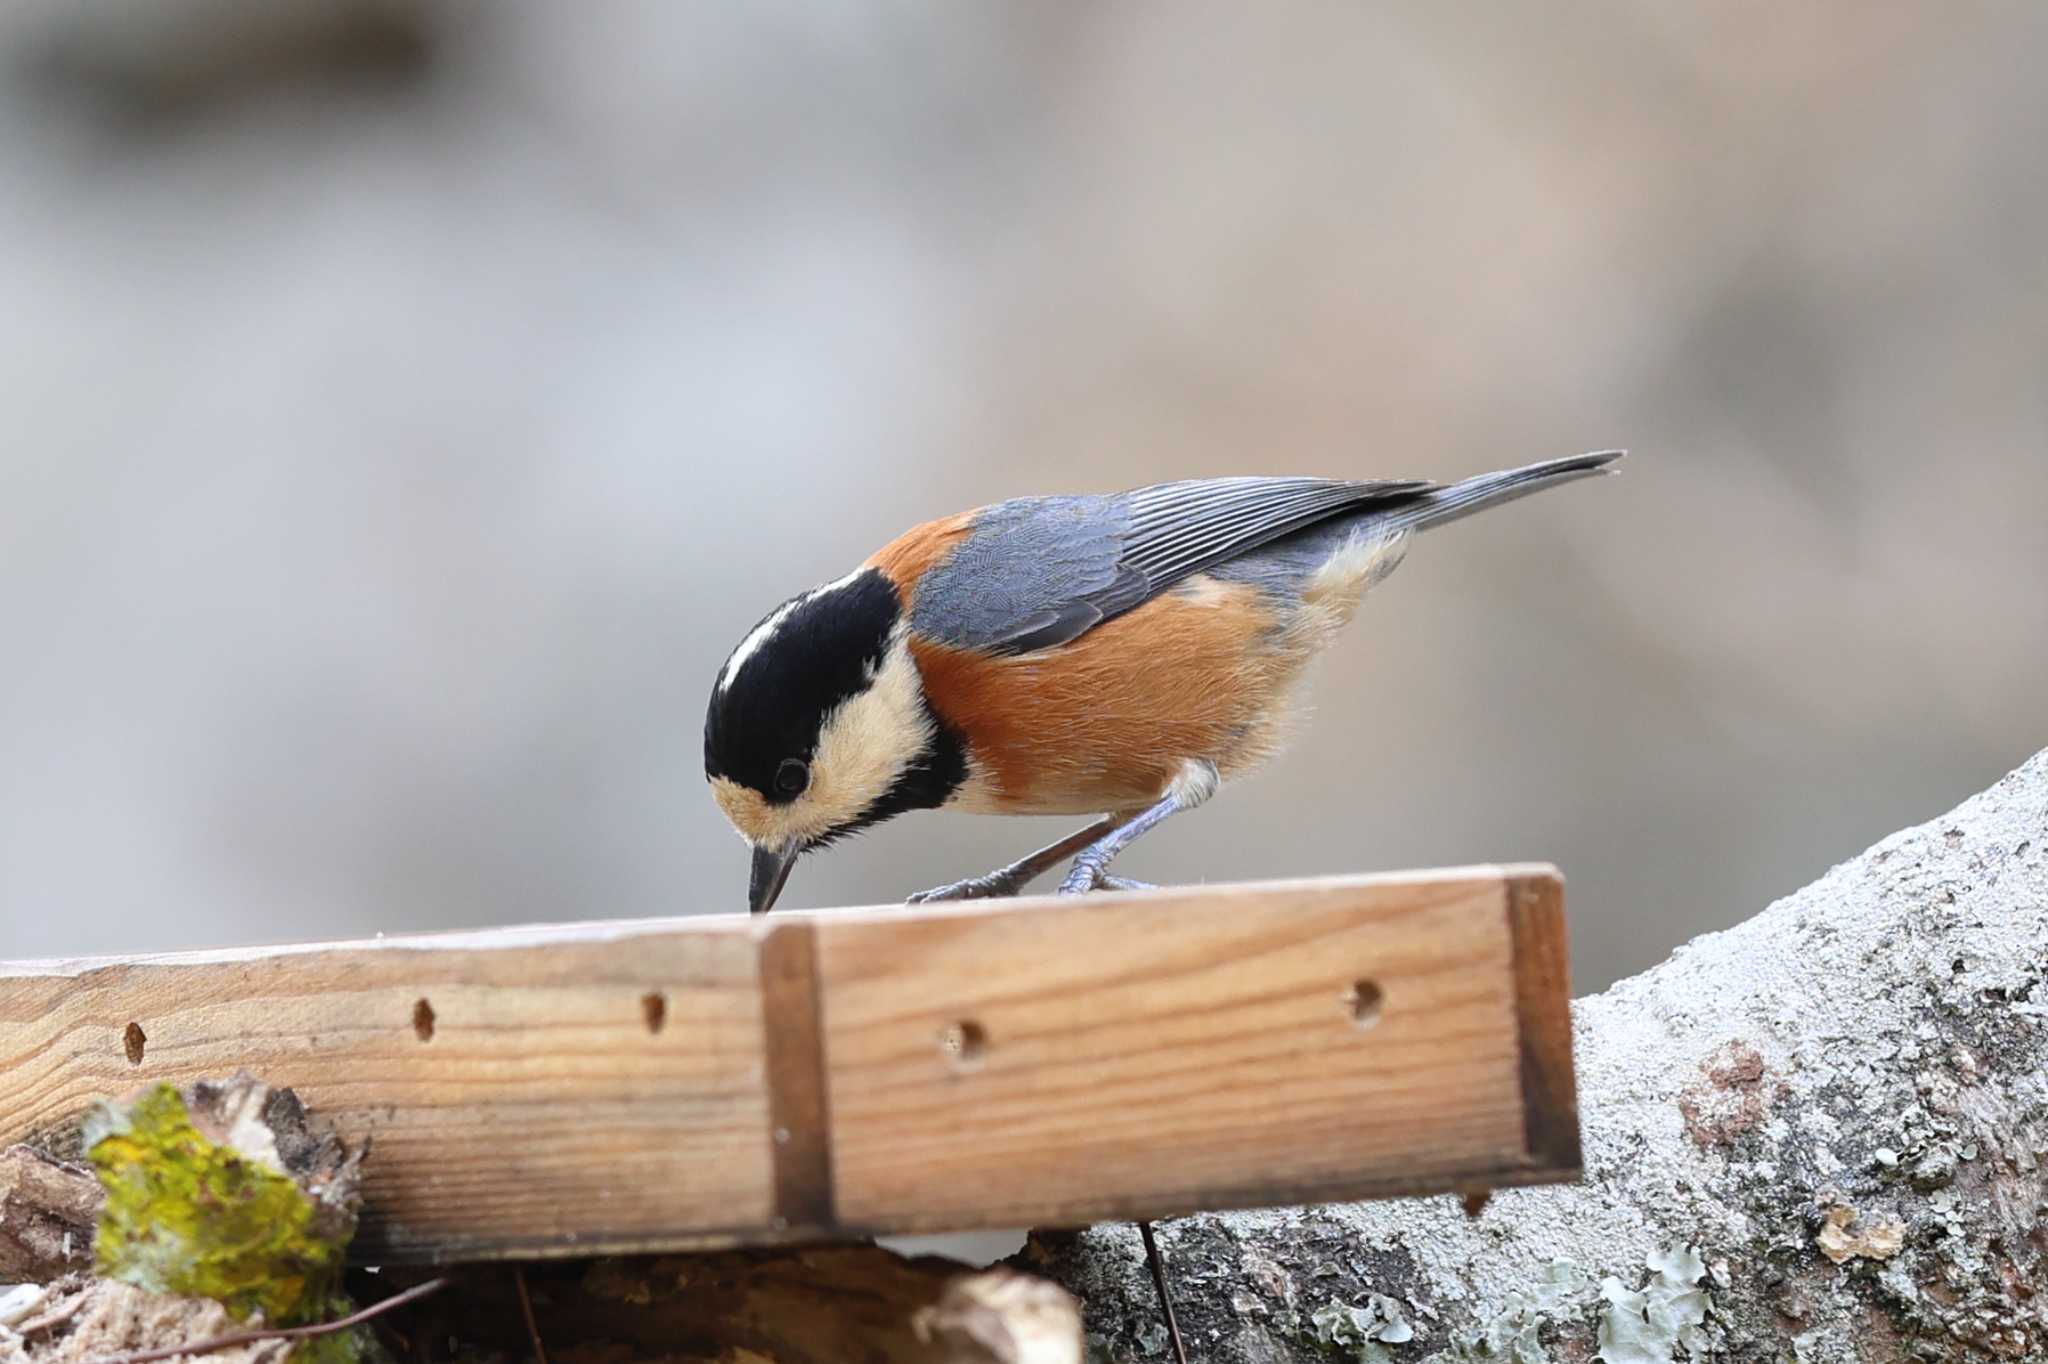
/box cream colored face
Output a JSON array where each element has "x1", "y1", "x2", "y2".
[{"x1": 708, "y1": 630, "x2": 935, "y2": 853}]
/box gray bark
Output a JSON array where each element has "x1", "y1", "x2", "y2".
[{"x1": 1028, "y1": 750, "x2": 2048, "y2": 1363}]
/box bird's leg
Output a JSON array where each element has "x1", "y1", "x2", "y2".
[
  {"x1": 1057, "y1": 762, "x2": 1216, "y2": 896},
  {"x1": 1056, "y1": 766, "x2": 1215, "y2": 1361},
  {"x1": 1056, "y1": 799, "x2": 1178, "y2": 895},
  {"x1": 907, "y1": 816, "x2": 1122, "y2": 903}
]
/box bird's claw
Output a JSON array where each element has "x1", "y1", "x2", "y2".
[
  {"x1": 907, "y1": 871, "x2": 1028, "y2": 904},
  {"x1": 1057, "y1": 862, "x2": 1157, "y2": 896},
  {"x1": 912, "y1": 862, "x2": 1155, "y2": 903}
]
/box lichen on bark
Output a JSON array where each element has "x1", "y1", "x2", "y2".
[{"x1": 81, "y1": 1075, "x2": 366, "y2": 1364}]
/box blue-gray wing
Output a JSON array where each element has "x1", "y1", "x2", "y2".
[{"x1": 910, "y1": 477, "x2": 1430, "y2": 653}]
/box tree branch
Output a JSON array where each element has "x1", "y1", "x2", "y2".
[{"x1": 1030, "y1": 749, "x2": 2048, "y2": 1362}]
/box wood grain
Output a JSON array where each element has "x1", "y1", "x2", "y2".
[{"x1": 0, "y1": 867, "x2": 1578, "y2": 1263}]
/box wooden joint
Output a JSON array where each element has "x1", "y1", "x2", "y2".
[
  {"x1": 759, "y1": 921, "x2": 836, "y2": 1234},
  {"x1": 1504, "y1": 867, "x2": 1583, "y2": 1177}
]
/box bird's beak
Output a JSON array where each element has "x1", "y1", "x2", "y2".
[{"x1": 749, "y1": 842, "x2": 798, "y2": 915}]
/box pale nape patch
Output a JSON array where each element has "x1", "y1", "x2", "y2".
[{"x1": 709, "y1": 628, "x2": 934, "y2": 851}]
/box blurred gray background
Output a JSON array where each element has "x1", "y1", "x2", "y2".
[{"x1": 3, "y1": 2, "x2": 2043, "y2": 989}]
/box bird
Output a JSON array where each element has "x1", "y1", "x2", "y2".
[{"x1": 705, "y1": 450, "x2": 1623, "y2": 913}]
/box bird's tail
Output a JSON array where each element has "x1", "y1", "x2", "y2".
[{"x1": 1380, "y1": 450, "x2": 1625, "y2": 535}]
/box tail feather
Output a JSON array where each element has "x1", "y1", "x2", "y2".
[{"x1": 1384, "y1": 450, "x2": 1625, "y2": 535}]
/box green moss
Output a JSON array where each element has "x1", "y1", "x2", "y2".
[{"x1": 88, "y1": 1084, "x2": 363, "y2": 1364}]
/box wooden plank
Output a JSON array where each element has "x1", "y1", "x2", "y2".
[
  {"x1": 0, "y1": 919, "x2": 771, "y2": 1261},
  {"x1": 0, "y1": 866, "x2": 1578, "y2": 1263}
]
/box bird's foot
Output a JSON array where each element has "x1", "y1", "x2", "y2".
[
  {"x1": 1057, "y1": 862, "x2": 1157, "y2": 895},
  {"x1": 907, "y1": 869, "x2": 1031, "y2": 904}
]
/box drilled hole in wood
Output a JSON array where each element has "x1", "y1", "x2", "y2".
[
  {"x1": 641, "y1": 992, "x2": 667, "y2": 1034},
  {"x1": 123, "y1": 1022, "x2": 147, "y2": 1066},
  {"x1": 1346, "y1": 979, "x2": 1384, "y2": 1030},
  {"x1": 939, "y1": 1020, "x2": 987, "y2": 1071},
  {"x1": 413, "y1": 998, "x2": 436, "y2": 1042}
]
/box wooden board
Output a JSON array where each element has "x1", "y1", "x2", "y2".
[{"x1": 0, "y1": 866, "x2": 1579, "y2": 1264}]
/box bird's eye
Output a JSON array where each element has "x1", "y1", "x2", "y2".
[{"x1": 774, "y1": 758, "x2": 810, "y2": 796}]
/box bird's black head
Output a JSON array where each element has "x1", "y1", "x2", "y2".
[{"x1": 704, "y1": 567, "x2": 966, "y2": 911}]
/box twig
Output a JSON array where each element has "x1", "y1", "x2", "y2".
[
  {"x1": 15, "y1": 1294, "x2": 88, "y2": 1337},
  {"x1": 1139, "y1": 1221, "x2": 1189, "y2": 1364},
  {"x1": 79, "y1": 1276, "x2": 453, "y2": 1364},
  {"x1": 512, "y1": 1265, "x2": 549, "y2": 1364}
]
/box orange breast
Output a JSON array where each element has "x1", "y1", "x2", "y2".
[{"x1": 910, "y1": 577, "x2": 1311, "y2": 816}]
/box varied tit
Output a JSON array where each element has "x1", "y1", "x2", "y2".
[{"x1": 705, "y1": 451, "x2": 1623, "y2": 913}]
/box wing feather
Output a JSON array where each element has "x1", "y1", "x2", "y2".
[
  {"x1": 909, "y1": 477, "x2": 1429, "y2": 654},
  {"x1": 1122, "y1": 478, "x2": 1427, "y2": 584}
]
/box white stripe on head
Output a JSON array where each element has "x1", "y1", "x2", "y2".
[{"x1": 715, "y1": 567, "x2": 872, "y2": 696}]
